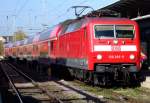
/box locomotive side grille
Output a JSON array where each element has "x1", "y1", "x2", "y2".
[{"x1": 95, "y1": 63, "x2": 136, "y2": 73}]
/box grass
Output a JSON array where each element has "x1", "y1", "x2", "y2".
[{"x1": 69, "y1": 80, "x2": 150, "y2": 102}]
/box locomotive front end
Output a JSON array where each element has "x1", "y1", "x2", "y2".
[{"x1": 88, "y1": 19, "x2": 141, "y2": 85}]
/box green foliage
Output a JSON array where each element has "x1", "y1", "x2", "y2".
[
  {"x1": 13, "y1": 30, "x2": 27, "y2": 42},
  {"x1": 0, "y1": 41, "x2": 4, "y2": 56}
]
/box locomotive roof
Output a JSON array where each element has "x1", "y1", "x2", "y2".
[
  {"x1": 84, "y1": 17, "x2": 134, "y2": 23},
  {"x1": 60, "y1": 19, "x2": 74, "y2": 27},
  {"x1": 57, "y1": 17, "x2": 135, "y2": 36},
  {"x1": 59, "y1": 17, "x2": 134, "y2": 29}
]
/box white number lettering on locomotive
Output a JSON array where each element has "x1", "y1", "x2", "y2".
[
  {"x1": 108, "y1": 55, "x2": 125, "y2": 59},
  {"x1": 111, "y1": 46, "x2": 121, "y2": 51}
]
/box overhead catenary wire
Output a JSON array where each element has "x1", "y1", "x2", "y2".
[
  {"x1": 15, "y1": 0, "x2": 29, "y2": 18},
  {"x1": 14, "y1": 0, "x2": 20, "y2": 15},
  {"x1": 37, "y1": 0, "x2": 88, "y2": 28},
  {"x1": 46, "y1": 0, "x2": 89, "y2": 26},
  {"x1": 1, "y1": 0, "x2": 94, "y2": 35},
  {"x1": 9, "y1": 0, "x2": 29, "y2": 35}
]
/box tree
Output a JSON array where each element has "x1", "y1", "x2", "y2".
[
  {"x1": 0, "y1": 41, "x2": 4, "y2": 56},
  {"x1": 13, "y1": 30, "x2": 27, "y2": 42}
]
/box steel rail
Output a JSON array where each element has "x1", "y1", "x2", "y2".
[
  {"x1": 7, "y1": 62, "x2": 64, "y2": 103},
  {"x1": 0, "y1": 62, "x2": 24, "y2": 103}
]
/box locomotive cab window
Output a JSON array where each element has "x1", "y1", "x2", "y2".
[
  {"x1": 94, "y1": 25, "x2": 114, "y2": 38},
  {"x1": 65, "y1": 21, "x2": 83, "y2": 33},
  {"x1": 116, "y1": 25, "x2": 134, "y2": 38}
]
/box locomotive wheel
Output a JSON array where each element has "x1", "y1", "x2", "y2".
[
  {"x1": 93, "y1": 73, "x2": 99, "y2": 85},
  {"x1": 101, "y1": 74, "x2": 111, "y2": 87},
  {"x1": 83, "y1": 70, "x2": 90, "y2": 83}
]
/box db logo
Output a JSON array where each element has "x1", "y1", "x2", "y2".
[{"x1": 111, "y1": 46, "x2": 121, "y2": 51}]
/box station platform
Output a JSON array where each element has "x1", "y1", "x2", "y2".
[
  {"x1": 141, "y1": 77, "x2": 150, "y2": 88},
  {"x1": 141, "y1": 68, "x2": 150, "y2": 88}
]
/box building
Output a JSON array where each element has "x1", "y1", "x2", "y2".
[
  {"x1": 0, "y1": 36, "x2": 5, "y2": 42},
  {"x1": 0, "y1": 36, "x2": 13, "y2": 43},
  {"x1": 100, "y1": 0, "x2": 150, "y2": 18}
]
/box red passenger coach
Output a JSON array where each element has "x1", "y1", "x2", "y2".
[{"x1": 4, "y1": 43, "x2": 11, "y2": 57}]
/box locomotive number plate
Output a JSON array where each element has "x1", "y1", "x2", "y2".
[{"x1": 111, "y1": 46, "x2": 121, "y2": 51}]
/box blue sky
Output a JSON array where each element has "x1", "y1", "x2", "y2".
[{"x1": 0, "y1": 0, "x2": 118, "y2": 36}]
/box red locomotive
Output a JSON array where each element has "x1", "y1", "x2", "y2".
[{"x1": 4, "y1": 16, "x2": 141, "y2": 85}]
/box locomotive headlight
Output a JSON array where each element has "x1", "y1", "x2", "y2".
[
  {"x1": 113, "y1": 40, "x2": 118, "y2": 44},
  {"x1": 97, "y1": 54, "x2": 102, "y2": 60},
  {"x1": 130, "y1": 54, "x2": 135, "y2": 60}
]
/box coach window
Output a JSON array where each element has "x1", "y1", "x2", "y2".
[
  {"x1": 74, "y1": 21, "x2": 82, "y2": 30},
  {"x1": 94, "y1": 25, "x2": 114, "y2": 38},
  {"x1": 59, "y1": 25, "x2": 69, "y2": 35},
  {"x1": 66, "y1": 22, "x2": 82, "y2": 33},
  {"x1": 116, "y1": 25, "x2": 134, "y2": 38}
]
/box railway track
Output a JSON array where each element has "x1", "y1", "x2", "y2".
[
  {"x1": 0, "y1": 61, "x2": 64, "y2": 103},
  {"x1": 1, "y1": 61, "x2": 106, "y2": 103},
  {"x1": 4, "y1": 61, "x2": 150, "y2": 103}
]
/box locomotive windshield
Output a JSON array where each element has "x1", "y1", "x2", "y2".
[
  {"x1": 94, "y1": 25, "x2": 134, "y2": 38},
  {"x1": 94, "y1": 25, "x2": 114, "y2": 38},
  {"x1": 116, "y1": 25, "x2": 134, "y2": 38}
]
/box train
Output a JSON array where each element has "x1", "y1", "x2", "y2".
[{"x1": 4, "y1": 16, "x2": 142, "y2": 86}]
